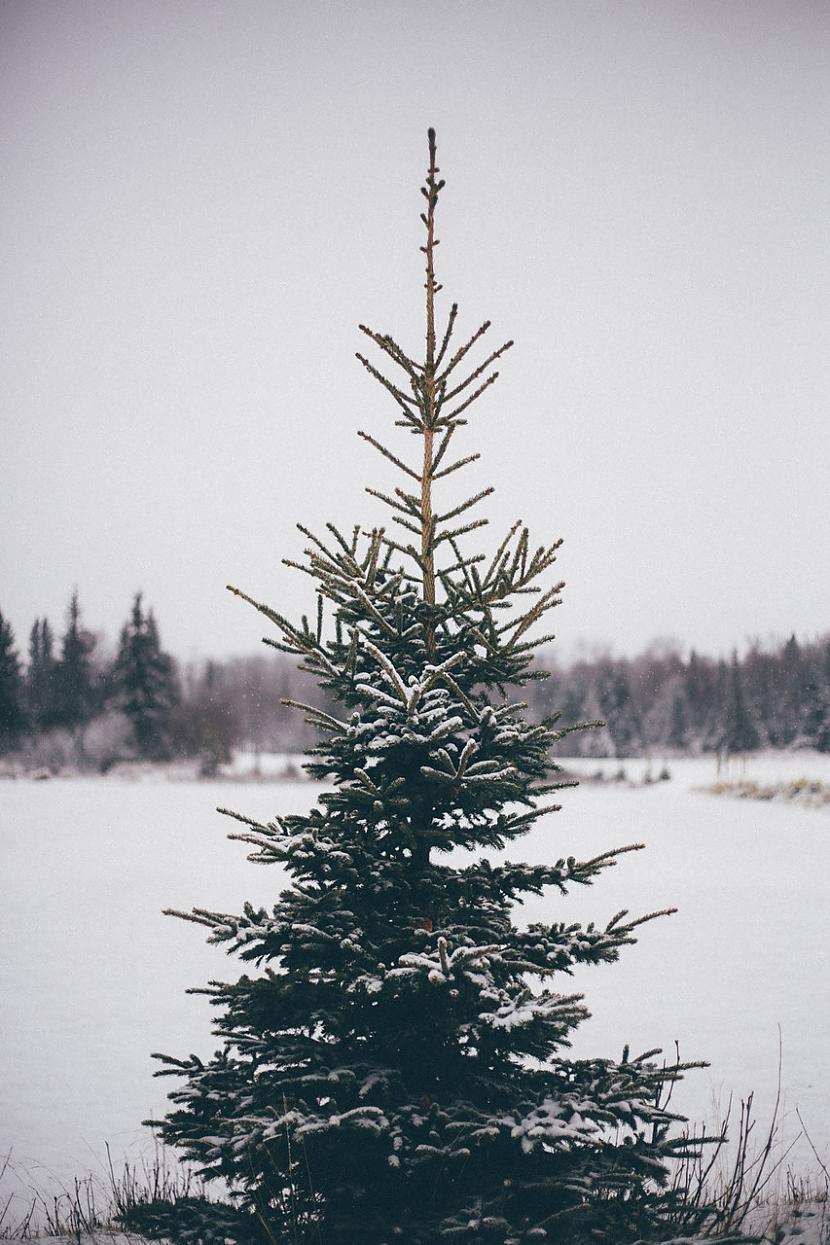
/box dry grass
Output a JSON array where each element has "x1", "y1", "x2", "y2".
[
  {"x1": 702, "y1": 778, "x2": 830, "y2": 809},
  {"x1": 2, "y1": 1056, "x2": 826, "y2": 1244},
  {"x1": 0, "y1": 1147, "x2": 205, "y2": 1243}
]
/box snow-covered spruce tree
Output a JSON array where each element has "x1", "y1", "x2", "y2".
[{"x1": 132, "y1": 132, "x2": 738, "y2": 1245}]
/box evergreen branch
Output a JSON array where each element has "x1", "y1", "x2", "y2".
[
  {"x1": 260, "y1": 637, "x2": 302, "y2": 656},
  {"x1": 161, "y1": 908, "x2": 218, "y2": 928},
  {"x1": 357, "y1": 430, "x2": 420, "y2": 481},
  {"x1": 434, "y1": 301, "x2": 458, "y2": 371},
  {"x1": 498, "y1": 808, "x2": 549, "y2": 833},
  {"x1": 226, "y1": 831, "x2": 278, "y2": 855},
  {"x1": 509, "y1": 632, "x2": 559, "y2": 656},
  {"x1": 418, "y1": 650, "x2": 465, "y2": 695},
  {"x1": 500, "y1": 585, "x2": 564, "y2": 644},
  {"x1": 380, "y1": 535, "x2": 424, "y2": 568},
  {"x1": 216, "y1": 807, "x2": 274, "y2": 832},
  {"x1": 365, "y1": 487, "x2": 416, "y2": 518},
  {"x1": 304, "y1": 547, "x2": 349, "y2": 582},
  {"x1": 434, "y1": 517, "x2": 489, "y2": 546},
  {"x1": 584, "y1": 844, "x2": 645, "y2": 867},
  {"x1": 296, "y1": 523, "x2": 349, "y2": 568},
  {"x1": 323, "y1": 523, "x2": 354, "y2": 558},
  {"x1": 433, "y1": 452, "x2": 481, "y2": 481},
  {"x1": 281, "y1": 557, "x2": 317, "y2": 580},
  {"x1": 394, "y1": 411, "x2": 423, "y2": 430},
  {"x1": 612, "y1": 907, "x2": 678, "y2": 931},
  {"x1": 430, "y1": 424, "x2": 455, "y2": 476},
  {"x1": 444, "y1": 371, "x2": 500, "y2": 421},
  {"x1": 356, "y1": 683, "x2": 404, "y2": 710},
  {"x1": 436, "y1": 486, "x2": 495, "y2": 524},
  {"x1": 355, "y1": 352, "x2": 420, "y2": 410},
  {"x1": 280, "y1": 700, "x2": 349, "y2": 732},
  {"x1": 420, "y1": 766, "x2": 457, "y2": 785},
  {"x1": 364, "y1": 531, "x2": 383, "y2": 589},
  {"x1": 438, "y1": 319, "x2": 491, "y2": 381},
  {"x1": 438, "y1": 669, "x2": 478, "y2": 718},
  {"x1": 455, "y1": 737, "x2": 479, "y2": 781},
  {"x1": 443, "y1": 339, "x2": 514, "y2": 402},
  {"x1": 373, "y1": 567, "x2": 406, "y2": 598},
  {"x1": 469, "y1": 623, "x2": 496, "y2": 654},
  {"x1": 509, "y1": 526, "x2": 529, "y2": 582},
  {"x1": 394, "y1": 413, "x2": 424, "y2": 434},
  {"x1": 362, "y1": 527, "x2": 384, "y2": 585},
  {"x1": 360, "y1": 635, "x2": 408, "y2": 703},
  {"x1": 353, "y1": 767, "x2": 380, "y2": 793},
  {"x1": 444, "y1": 535, "x2": 479, "y2": 591},
  {"x1": 391, "y1": 514, "x2": 423, "y2": 537},
  {"x1": 351, "y1": 583, "x2": 397, "y2": 636},
  {"x1": 394, "y1": 486, "x2": 422, "y2": 515},
  {"x1": 226, "y1": 585, "x2": 309, "y2": 650},
  {"x1": 483, "y1": 520, "x2": 523, "y2": 587},
  {"x1": 357, "y1": 324, "x2": 420, "y2": 379},
  {"x1": 341, "y1": 628, "x2": 359, "y2": 677},
  {"x1": 550, "y1": 719, "x2": 605, "y2": 741},
  {"x1": 463, "y1": 767, "x2": 518, "y2": 785}
]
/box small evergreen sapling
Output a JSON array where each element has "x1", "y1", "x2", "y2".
[{"x1": 134, "y1": 133, "x2": 736, "y2": 1245}]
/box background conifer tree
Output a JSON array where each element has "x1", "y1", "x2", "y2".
[
  {"x1": 683, "y1": 649, "x2": 716, "y2": 746},
  {"x1": 0, "y1": 609, "x2": 26, "y2": 752},
  {"x1": 596, "y1": 660, "x2": 641, "y2": 757},
  {"x1": 113, "y1": 593, "x2": 178, "y2": 759},
  {"x1": 27, "y1": 617, "x2": 58, "y2": 731},
  {"x1": 54, "y1": 590, "x2": 96, "y2": 731},
  {"x1": 718, "y1": 653, "x2": 761, "y2": 756},
  {"x1": 803, "y1": 640, "x2": 830, "y2": 753},
  {"x1": 779, "y1": 635, "x2": 809, "y2": 747},
  {"x1": 130, "y1": 133, "x2": 739, "y2": 1245},
  {"x1": 667, "y1": 688, "x2": 689, "y2": 751}
]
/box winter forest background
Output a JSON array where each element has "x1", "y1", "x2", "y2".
[{"x1": 1, "y1": 592, "x2": 830, "y2": 771}]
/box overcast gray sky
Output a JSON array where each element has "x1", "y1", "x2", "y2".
[{"x1": 2, "y1": 0, "x2": 828, "y2": 664}]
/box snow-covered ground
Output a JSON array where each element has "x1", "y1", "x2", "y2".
[
  {"x1": 221, "y1": 749, "x2": 305, "y2": 778},
  {"x1": 561, "y1": 748, "x2": 830, "y2": 788},
  {"x1": 1, "y1": 754, "x2": 828, "y2": 1225}
]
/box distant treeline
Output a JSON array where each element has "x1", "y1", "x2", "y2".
[
  {"x1": 1, "y1": 592, "x2": 829, "y2": 769},
  {"x1": 0, "y1": 591, "x2": 325, "y2": 772},
  {"x1": 528, "y1": 635, "x2": 830, "y2": 757}
]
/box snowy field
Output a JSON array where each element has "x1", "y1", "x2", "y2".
[{"x1": 1, "y1": 752, "x2": 829, "y2": 1218}]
